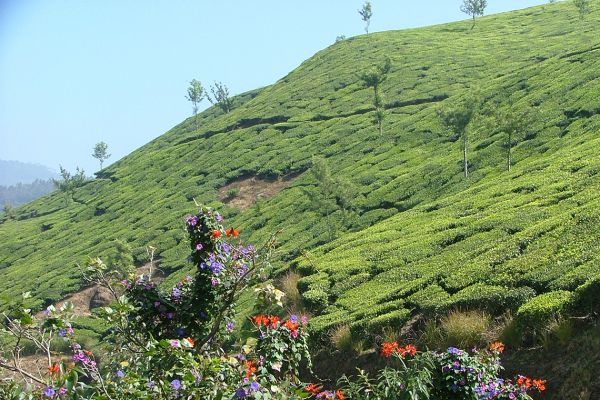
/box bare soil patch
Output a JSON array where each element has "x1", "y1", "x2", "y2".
[
  {"x1": 35, "y1": 261, "x2": 165, "y2": 318},
  {"x1": 218, "y1": 175, "x2": 296, "y2": 210}
]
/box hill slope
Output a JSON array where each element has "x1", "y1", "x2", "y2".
[{"x1": 1, "y1": 0, "x2": 599, "y2": 334}]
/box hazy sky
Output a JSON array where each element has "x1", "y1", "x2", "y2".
[{"x1": 0, "y1": 0, "x2": 550, "y2": 174}]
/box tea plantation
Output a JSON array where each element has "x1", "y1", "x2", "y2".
[{"x1": 1, "y1": 0, "x2": 599, "y2": 346}]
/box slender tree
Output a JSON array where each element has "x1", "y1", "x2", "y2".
[
  {"x1": 360, "y1": 57, "x2": 391, "y2": 135},
  {"x1": 573, "y1": 0, "x2": 590, "y2": 20},
  {"x1": 438, "y1": 96, "x2": 479, "y2": 178},
  {"x1": 460, "y1": 0, "x2": 488, "y2": 29},
  {"x1": 494, "y1": 103, "x2": 535, "y2": 172},
  {"x1": 186, "y1": 79, "x2": 205, "y2": 130},
  {"x1": 305, "y1": 156, "x2": 358, "y2": 241},
  {"x1": 92, "y1": 141, "x2": 111, "y2": 170},
  {"x1": 358, "y1": 1, "x2": 373, "y2": 34},
  {"x1": 52, "y1": 165, "x2": 87, "y2": 206},
  {"x1": 208, "y1": 82, "x2": 234, "y2": 114}
]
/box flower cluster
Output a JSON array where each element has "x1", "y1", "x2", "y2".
[
  {"x1": 516, "y1": 375, "x2": 546, "y2": 392},
  {"x1": 305, "y1": 383, "x2": 345, "y2": 399},
  {"x1": 380, "y1": 342, "x2": 417, "y2": 358}
]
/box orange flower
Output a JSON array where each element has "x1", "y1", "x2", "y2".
[
  {"x1": 244, "y1": 360, "x2": 256, "y2": 379},
  {"x1": 400, "y1": 344, "x2": 417, "y2": 357},
  {"x1": 517, "y1": 376, "x2": 532, "y2": 389},
  {"x1": 305, "y1": 383, "x2": 322, "y2": 395},
  {"x1": 226, "y1": 227, "x2": 240, "y2": 237},
  {"x1": 533, "y1": 379, "x2": 546, "y2": 392},
  {"x1": 48, "y1": 364, "x2": 60, "y2": 375},
  {"x1": 381, "y1": 341, "x2": 399, "y2": 358},
  {"x1": 268, "y1": 315, "x2": 281, "y2": 329},
  {"x1": 336, "y1": 389, "x2": 345, "y2": 399},
  {"x1": 252, "y1": 315, "x2": 268, "y2": 326},
  {"x1": 284, "y1": 320, "x2": 299, "y2": 332},
  {"x1": 183, "y1": 337, "x2": 195, "y2": 347},
  {"x1": 489, "y1": 341, "x2": 505, "y2": 353},
  {"x1": 211, "y1": 229, "x2": 222, "y2": 240}
]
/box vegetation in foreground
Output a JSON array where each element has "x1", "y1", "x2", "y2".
[{"x1": 1, "y1": 208, "x2": 547, "y2": 399}]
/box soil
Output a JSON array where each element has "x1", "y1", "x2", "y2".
[
  {"x1": 218, "y1": 175, "x2": 296, "y2": 210},
  {"x1": 34, "y1": 261, "x2": 165, "y2": 318}
]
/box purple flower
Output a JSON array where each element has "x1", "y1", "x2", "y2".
[
  {"x1": 250, "y1": 381, "x2": 260, "y2": 391},
  {"x1": 301, "y1": 315, "x2": 308, "y2": 325},
  {"x1": 43, "y1": 387, "x2": 55, "y2": 397},
  {"x1": 235, "y1": 388, "x2": 247, "y2": 398},
  {"x1": 195, "y1": 242, "x2": 203, "y2": 251},
  {"x1": 447, "y1": 347, "x2": 461, "y2": 355},
  {"x1": 290, "y1": 314, "x2": 298, "y2": 323},
  {"x1": 215, "y1": 213, "x2": 223, "y2": 222},
  {"x1": 171, "y1": 379, "x2": 181, "y2": 391},
  {"x1": 147, "y1": 381, "x2": 156, "y2": 389},
  {"x1": 58, "y1": 387, "x2": 67, "y2": 396},
  {"x1": 186, "y1": 215, "x2": 198, "y2": 227},
  {"x1": 226, "y1": 321, "x2": 235, "y2": 332},
  {"x1": 116, "y1": 370, "x2": 125, "y2": 379},
  {"x1": 58, "y1": 329, "x2": 67, "y2": 337},
  {"x1": 221, "y1": 242, "x2": 231, "y2": 253},
  {"x1": 172, "y1": 288, "x2": 181, "y2": 298},
  {"x1": 211, "y1": 277, "x2": 219, "y2": 287}
]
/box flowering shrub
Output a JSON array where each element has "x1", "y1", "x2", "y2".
[
  {"x1": 339, "y1": 341, "x2": 545, "y2": 400},
  {"x1": 0, "y1": 206, "x2": 546, "y2": 399}
]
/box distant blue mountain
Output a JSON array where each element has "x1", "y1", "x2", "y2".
[{"x1": 0, "y1": 160, "x2": 58, "y2": 186}]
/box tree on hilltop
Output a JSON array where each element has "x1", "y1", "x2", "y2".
[
  {"x1": 360, "y1": 57, "x2": 391, "y2": 136},
  {"x1": 358, "y1": 1, "x2": 373, "y2": 34},
  {"x1": 53, "y1": 165, "x2": 87, "y2": 206},
  {"x1": 92, "y1": 141, "x2": 111, "y2": 170},
  {"x1": 208, "y1": 81, "x2": 234, "y2": 114},
  {"x1": 185, "y1": 79, "x2": 205, "y2": 130},
  {"x1": 460, "y1": 0, "x2": 488, "y2": 29},
  {"x1": 573, "y1": 0, "x2": 590, "y2": 20}
]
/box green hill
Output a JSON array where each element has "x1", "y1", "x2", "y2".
[{"x1": 1, "y1": 0, "x2": 599, "y2": 346}]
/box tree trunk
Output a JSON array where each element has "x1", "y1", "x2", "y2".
[
  {"x1": 507, "y1": 131, "x2": 512, "y2": 172},
  {"x1": 463, "y1": 133, "x2": 469, "y2": 178}
]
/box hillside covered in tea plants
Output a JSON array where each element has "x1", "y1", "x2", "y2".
[{"x1": 1, "y1": 0, "x2": 599, "y2": 353}]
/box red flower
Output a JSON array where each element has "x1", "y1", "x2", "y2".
[
  {"x1": 517, "y1": 375, "x2": 533, "y2": 389},
  {"x1": 305, "y1": 383, "x2": 322, "y2": 395},
  {"x1": 533, "y1": 379, "x2": 546, "y2": 392},
  {"x1": 211, "y1": 229, "x2": 222, "y2": 240},
  {"x1": 226, "y1": 227, "x2": 240, "y2": 237},
  {"x1": 399, "y1": 344, "x2": 417, "y2": 357},
  {"x1": 244, "y1": 360, "x2": 256, "y2": 379},
  {"x1": 489, "y1": 341, "x2": 505, "y2": 353},
  {"x1": 381, "y1": 342, "x2": 417, "y2": 358},
  {"x1": 48, "y1": 364, "x2": 60, "y2": 375},
  {"x1": 336, "y1": 389, "x2": 345, "y2": 399},
  {"x1": 252, "y1": 314, "x2": 280, "y2": 329},
  {"x1": 268, "y1": 315, "x2": 281, "y2": 329},
  {"x1": 381, "y1": 341, "x2": 399, "y2": 358},
  {"x1": 284, "y1": 320, "x2": 299, "y2": 332},
  {"x1": 252, "y1": 315, "x2": 268, "y2": 326}
]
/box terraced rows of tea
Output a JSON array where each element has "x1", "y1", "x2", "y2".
[{"x1": 1, "y1": 0, "x2": 599, "y2": 340}]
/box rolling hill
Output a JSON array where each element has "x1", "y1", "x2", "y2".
[{"x1": 1, "y1": 0, "x2": 599, "y2": 357}]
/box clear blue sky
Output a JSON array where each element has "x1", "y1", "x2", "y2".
[{"x1": 0, "y1": 0, "x2": 550, "y2": 174}]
